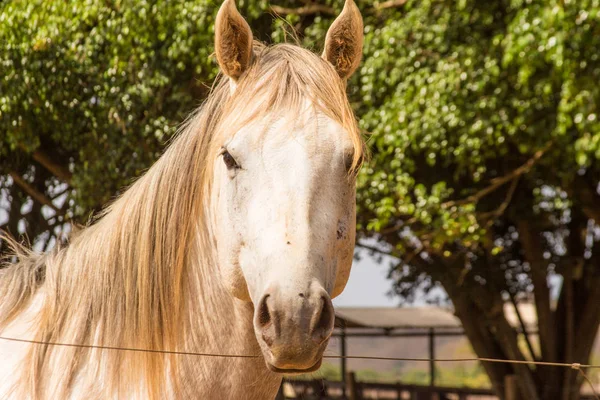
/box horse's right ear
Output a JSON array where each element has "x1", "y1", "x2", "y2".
[
  {"x1": 322, "y1": 0, "x2": 363, "y2": 80},
  {"x1": 215, "y1": 0, "x2": 253, "y2": 80}
]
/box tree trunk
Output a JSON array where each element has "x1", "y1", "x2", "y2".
[
  {"x1": 427, "y1": 255, "x2": 539, "y2": 400},
  {"x1": 419, "y1": 250, "x2": 598, "y2": 400}
]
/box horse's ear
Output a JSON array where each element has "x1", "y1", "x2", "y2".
[
  {"x1": 215, "y1": 0, "x2": 253, "y2": 80},
  {"x1": 322, "y1": 0, "x2": 364, "y2": 80}
]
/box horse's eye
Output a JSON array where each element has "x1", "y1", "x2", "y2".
[
  {"x1": 222, "y1": 150, "x2": 239, "y2": 170},
  {"x1": 345, "y1": 152, "x2": 363, "y2": 173},
  {"x1": 345, "y1": 153, "x2": 354, "y2": 171}
]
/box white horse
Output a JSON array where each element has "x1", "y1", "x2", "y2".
[{"x1": 0, "y1": 0, "x2": 364, "y2": 398}]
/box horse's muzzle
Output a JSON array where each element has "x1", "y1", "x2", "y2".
[{"x1": 253, "y1": 284, "x2": 335, "y2": 373}]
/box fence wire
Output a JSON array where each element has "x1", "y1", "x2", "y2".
[{"x1": 1, "y1": 335, "x2": 598, "y2": 399}]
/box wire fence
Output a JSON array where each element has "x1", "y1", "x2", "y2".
[{"x1": 1, "y1": 335, "x2": 598, "y2": 399}]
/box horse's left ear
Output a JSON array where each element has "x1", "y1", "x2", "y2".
[
  {"x1": 322, "y1": 0, "x2": 364, "y2": 80},
  {"x1": 215, "y1": 0, "x2": 253, "y2": 80}
]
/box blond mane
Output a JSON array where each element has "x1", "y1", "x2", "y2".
[{"x1": 0, "y1": 42, "x2": 363, "y2": 399}]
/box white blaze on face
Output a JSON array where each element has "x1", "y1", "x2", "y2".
[{"x1": 212, "y1": 102, "x2": 356, "y2": 304}]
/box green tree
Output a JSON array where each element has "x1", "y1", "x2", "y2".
[
  {"x1": 355, "y1": 1, "x2": 600, "y2": 399},
  {"x1": 0, "y1": 0, "x2": 276, "y2": 248},
  {"x1": 3, "y1": 0, "x2": 600, "y2": 399},
  {"x1": 0, "y1": 0, "x2": 348, "y2": 248}
]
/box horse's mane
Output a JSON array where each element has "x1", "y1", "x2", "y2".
[{"x1": 0, "y1": 42, "x2": 363, "y2": 399}]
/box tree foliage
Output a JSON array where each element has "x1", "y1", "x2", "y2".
[
  {"x1": 2, "y1": 0, "x2": 600, "y2": 399},
  {"x1": 0, "y1": 0, "x2": 273, "y2": 246},
  {"x1": 355, "y1": 1, "x2": 600, "y2": 399}
]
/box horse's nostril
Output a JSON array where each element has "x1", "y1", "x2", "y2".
[
  {"x1": 257, "y1": 294, "x2": 278, "y2": 348},
  {"x1": 262, "y1": 331, "x2": 274, "y2": 347},
  {"x1": 257, "y1": 294, "x2": 271, "y2": 328},
  {"x1": 311, "y1": 295, "x2": 334, "y2": 344},
  {"x1": 255, "y1": 289, "x2": 333, "y2": 350}
]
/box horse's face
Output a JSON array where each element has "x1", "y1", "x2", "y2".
[
  {"x1": 214, "y1": 110, "x2": 357, "y2": 372},
  {"x1": 211, "y1": 0, "x2": 363, "y2": 374}
]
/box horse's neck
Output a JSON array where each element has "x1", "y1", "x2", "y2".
[
  {"x1": 183, "y1": 256, "x2": 256, "y2": 351},
  {"x1": 175, "y1": 258, "x2": 281, "y2": 399},
  {"x1": 0, "y1": 290, "x2": 45, "y2": 397}
]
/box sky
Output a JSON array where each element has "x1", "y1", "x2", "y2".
[{"x1": 333, "y1": 250, "x2": 398, "y2": 307}]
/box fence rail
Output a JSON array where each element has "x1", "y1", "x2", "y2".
[
  {"x1": 280, "y1": 376, "x2": 599, "y2": 400},
  {"x1": 282, "y1": 377, "x2": 495, "y2": 400}
]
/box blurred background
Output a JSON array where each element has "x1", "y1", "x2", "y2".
[{"x1": 1, "y1": 0, "x2": 600, "y2": 398}]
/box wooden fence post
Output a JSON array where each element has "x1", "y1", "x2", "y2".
[
  {"x1": 504, "y1": 375, "x2": 518, "y2": 400},
  {"x1": 428, "y1": 328, "x2": 436, "y2": 387},
  {"x1": 346, "y1": 371, "x2": 358, "y2": 400},
  {"x1": 275, "y1": 380, "x2": 285, "y2": 400},
  {"x1": 313, "y1": 379, "x2": 328, "y2": 399},
  {"x1": 340, "y1": 324, "x2": 347, "y2": 398},
  {"x1": 396, "y1": 382, "x2": 403, "y2": 400}
]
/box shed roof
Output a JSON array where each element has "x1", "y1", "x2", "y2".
[
  {"x1": 334, "y1": 307, "x2": 462, "y2": 330},
  {"x1": 334, "y1": 303, "x2": 537, "y2": 330}
]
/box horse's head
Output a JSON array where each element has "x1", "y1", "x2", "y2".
[{"x1": 210, "y1": 0, "x2": 363, "y2": 373}]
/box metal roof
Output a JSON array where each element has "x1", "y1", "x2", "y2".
[
  {"x1": 334, "y1": 303, "x2": 537, "y2": 330},
  {"x1": 334, "y1": 307, "x2": 462, "y2": 330}
]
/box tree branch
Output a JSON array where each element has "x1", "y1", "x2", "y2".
[
  {"x1": 8, "y1": 171, "x2": 61, "y2": 214},
  {"x1": 442, "y1": 141, "x2": 552, "y2": 209},
  {"x1": 270, "y1": 3, "x2": 336, "y2": 16},
  {"x1": 269, "y1": 0, "x2": 407, "y2": 18},
  {"x1": 356, "y1": 241, "x2": 399, "y2": 259},
  {"x1": 31, "y1": 149, "x2": 72, "y2": 184},
  {"x1": 573, "y1": 275, "x2": 600, "y2": 365},
  {"x1": 561, "y1": 266, "x2": 575, "y2": 400},
  {"x1": 16, "y1": 143, "x2": 73, "y2": 184},
  {"x1": 509, "y1": 291, "x2": 539, "y2": 361},
  {"x1": 375, "y1": 0, "x2": 408, "y2": 10},
  {"x1": 570, "y1": 174, "x2": 600, "y2": 224},
  {"x1": 516, "y1": 219, "x2": 556, "y2": 363},
  {"x1": 51, "y1": 186, "x2": 71, "y2": 201},
  {"x1": 479, "y1": 176, "x2": 520, "y2": 226},
  {"x1": 5, "y1": 184, "x2": 22, "y2": 238}
]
